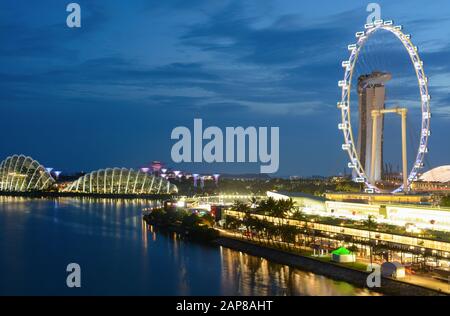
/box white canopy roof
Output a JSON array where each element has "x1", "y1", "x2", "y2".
[{"x1": 419, "y1": 165, "x2": 450, "y2": 183}]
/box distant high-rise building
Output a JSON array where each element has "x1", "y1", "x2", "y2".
[
  {"x1": 356, "y1": 71, "x2": 391, "y2": 183},
  {"x1": 151, "y1": 161, "x2": 163, "y2": 174}
]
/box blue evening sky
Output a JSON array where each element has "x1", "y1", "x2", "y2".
[{"x1": 0, "y1": 0, "x2": 449, "y2": 176}]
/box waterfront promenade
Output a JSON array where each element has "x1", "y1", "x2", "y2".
[{"x1": 216, "y1": 230, "x2": 448, "y2": 295}]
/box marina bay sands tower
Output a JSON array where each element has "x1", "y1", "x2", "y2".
[{"x1": 356, "y1": 71, "x2": 392, "y2": 183}]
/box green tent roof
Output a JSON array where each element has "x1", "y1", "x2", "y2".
[{"x1": 331, "y1": 247, "x2": 352, "y2": 255}]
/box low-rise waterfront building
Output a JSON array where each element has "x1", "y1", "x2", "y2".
[{"x1": 266, "y1": 190, "x2": 327, "y2": 212}]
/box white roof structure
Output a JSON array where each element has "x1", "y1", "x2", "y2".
[{"x1": 419, "y1": 165, "x2": 450, "y2": 183}]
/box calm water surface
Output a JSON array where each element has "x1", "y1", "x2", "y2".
[{"x1": 0, "y1": 197, "x2": 378, "y2": 295}]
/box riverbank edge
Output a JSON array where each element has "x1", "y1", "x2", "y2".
[
  {"x1": 213, "y1": 236, "x2": 446, "y2": 296},
  {"x1": 0, "y1": 191, "x2": 175, "y2": 200}
]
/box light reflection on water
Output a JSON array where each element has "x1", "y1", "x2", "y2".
[
  {"x1": 219, "y1": 247, "x2": 377, "y2": 296},
  {"x1": 0, "y1": 197, "x2": 379, "y2": 296}
]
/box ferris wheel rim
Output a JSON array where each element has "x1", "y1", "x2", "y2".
[{"x1": 338, "y1": 20, "x2": 431, "y2": 193}]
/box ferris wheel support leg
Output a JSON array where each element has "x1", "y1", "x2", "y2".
[
  {"x1": 401, "y1": 110, "x2": 408, "y2": 192},
  {"x1": 370, "y1": 113, "x2": 379, "y2": 185}
]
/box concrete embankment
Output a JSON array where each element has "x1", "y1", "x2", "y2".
[{"x1": 214, "y1": 237, "x2": 446, "y2": 296}]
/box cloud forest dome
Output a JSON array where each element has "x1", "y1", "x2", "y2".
[
  {"x1": 0, "y1": 155, "x2": 55, "y2": 192},
  {"x1": 64, "y1": 168, "x2": 178, "y2": 195}
]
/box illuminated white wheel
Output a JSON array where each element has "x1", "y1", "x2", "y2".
[{"x1": 338, "y1": 20, "x2": 431, "y2": 193}]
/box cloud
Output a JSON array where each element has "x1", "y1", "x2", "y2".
[
  {"x1": 0, "y1": 2, "x2": 107, "y2": 61},
  {"x1": 180, "y1": 3, "x2": 359, "y2": 66},
  {"x1": 0, "y1": 58, "x2": 221, "y2": 102}
]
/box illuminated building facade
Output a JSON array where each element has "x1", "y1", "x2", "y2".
[
  {"x1": 414, "y1": 166, "x2": 450, "y2": 191},
  {"x1": 411, "y1": 181, "x2": 450, "y2": 192},
  {"x1": 151, "y1": 161, "x2": 163, "y2": 174},
  {"x1": 266, "y1": 191, "x2": 327, "y2": 212},
  {"x1": 324, "y1": 192, "x2": 432, "y2": 204}
]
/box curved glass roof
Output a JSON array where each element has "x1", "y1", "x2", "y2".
[
  {"x1": 420, "y1": 165, "x2": 450, "y2": 183},
  {"x1": 0, "y1": 154, "x2": 55, "y2": 192},
  {"x1": 64, "y1": 168, "x2": 178, "y2": 195}
]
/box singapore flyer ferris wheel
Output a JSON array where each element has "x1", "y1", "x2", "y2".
[{"x1": 338, "y1": 19, "x2": 431, "y2": 194}]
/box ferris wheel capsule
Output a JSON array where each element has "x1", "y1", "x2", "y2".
[
  {"x1": 341, "y1": 60, "x2": 350, "y2": 68},
  {"x1": 419, "y1": 145, "x2": 428, "y2": 153},
  {"x1": 354, "y1": 177, "x2": 365, "y2": 183},
  {"x1": 337, "y1": 101, "x2": 348, "y2": 109},
  {"x1": 414, "y1": 61, "x2": 423, "y2": 69},
  {"x1": 421, "y1": 94, "x2": 431, "y2": 102},
  {"x1": 374, "y1": 19, "x2": 384, "y2": 26},
  {"x1": 408, "y1": 46, "x2": 418, "y2": 53},
  {"x1": 338, "y1": 80, "x2": 348, "y2": 88},
  {"x1": 338, "y1": 123, "x2": 349, "y2": 130},
  {"x1": 347, "y1": 44, "x2": 357, "y2": 51},
  {"x1": 341, "y1": 144, "x2": 351, "y2": 150}
]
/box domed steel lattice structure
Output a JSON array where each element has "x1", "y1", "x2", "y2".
[
  {"x1": 64, "y1": 168, "x2": 178, "y2": 194},
  {"x1": 0, "y1": 154, "x2": 55, "y2": 191}
]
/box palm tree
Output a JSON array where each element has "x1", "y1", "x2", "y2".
[
  {"x1": 364, "y1": 215, "x2": 376, "y2": 266},
  {"x1": 249, "y1": 196, "x2": 259, "y2": 208},
  {"x1": 231, "y1": 200, "x2": 251, "y2": 214},
  {"x1": 269, "y1": 199, "x2": 286, "y2": 226},
  {"x1": 224, "y1": 215, "x2": 240, "y2": 230},
  {"x1": 279, "y1": 224, "x2": 299, "y2": 251},
  {"x1": 264, "y1": 220, "x2": 277, "y2": 248},
  {"x1": 250, "y1": 217, "x2": 263, "y2": 244},
  {"x1": 261, "y1": 219, "x2": 273, "y2": 247},
  {"x1": 242, "y1": 212, "x2": 253, "y2": 240},
  {"x1": 282, "y1": 198, "x2": 296, "y2": 215},
  {"x1": 291, "y1": 209, "x2": 306, "y2": 221},
  {"x1": 259, "y1": 197, "x2": 277, "y2": 217},
  {"x1": 230, "y1": 200, "x2": 250, "y2": 238}
]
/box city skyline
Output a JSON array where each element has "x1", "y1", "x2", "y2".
[
  {"x1": 1, "y1": 1, "x2": 450, "y2": 300},
  {"x1": 1, "y1": 0, "x2": 450, "y2": 177}
]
